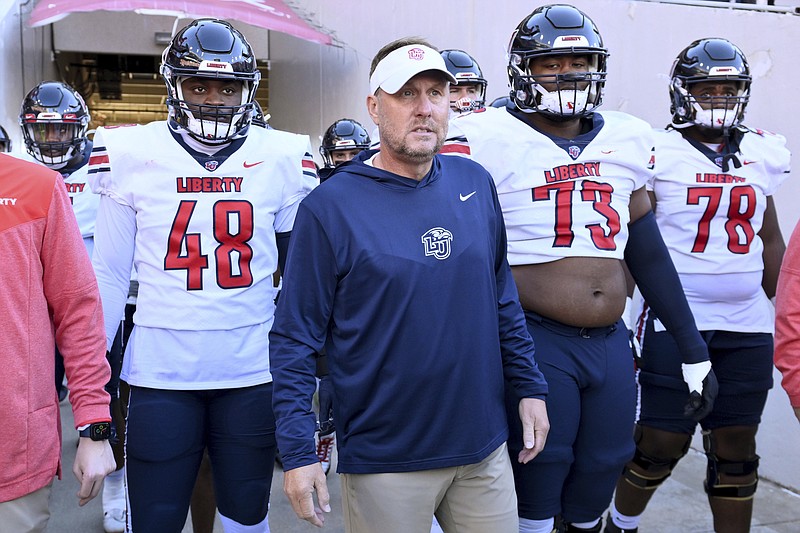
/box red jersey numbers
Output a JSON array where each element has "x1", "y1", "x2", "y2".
[
  {"x1": 165, "y1": 200, "x2": 255, "y2": 290},
  {"x1": 687, "y1": 185, "x2": 755, "y2": 254},
  {"x1": 531, "y1": 180, "x2": 621, "y2": 250}
]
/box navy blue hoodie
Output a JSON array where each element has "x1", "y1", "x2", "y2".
[{"x1": 270, "y1": 150, "x2": 547, "y2": 473}]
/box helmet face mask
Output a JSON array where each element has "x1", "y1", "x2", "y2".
[
  {"x1": 19, "y1": 81, "x2": 90, "y2": 169},
  {"x1": 161, "y1": 19, "x2": 260, "y2": 144},
  {"x1": 507, "y1": 5, "x2": 607, "y2": 120},
  {"x1": 174, "y1": 76, "x2": 250, "y2": 142},
  {"x1": 440, "y1": 49, "x2": 488, "y2": 114},
  {"x1": 319, "y1": 119, "x2": 371, "y2": 168},
  {"x1": 670, "y1": 38, "x2": 750, "y2": 132},
  {"x1": 449, "y1": 83, "x2": 485, "y2": 114}
]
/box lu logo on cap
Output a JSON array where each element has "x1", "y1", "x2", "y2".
[{"x1": 408, "y1": 48, "x2": 425, "y2": 60}]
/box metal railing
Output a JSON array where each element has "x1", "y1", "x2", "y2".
[{"x1": 633, "y1": 0, "x2": 800, "y2": 14}]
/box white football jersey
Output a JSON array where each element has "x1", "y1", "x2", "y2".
[
  {"x1": 445, "y1": 108, "x2": 653, "y2": 265},
  {"x1": 16, "y1": 151, "x2": 99, "y2": 254},
  {"x1": 88, "y1": 122, "x2": 317, "y2": 388},
  {"x1": 649, "y1": 126, "x2": 790, "y2": 332},
  {"x1": 62, "y1": 163, "x2": 99, "y2": 255}
]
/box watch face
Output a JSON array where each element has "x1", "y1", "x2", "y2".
[
  {"x1": 93, "y1": 422, "x2": 111, "y2": 437},
  {"x1": 86, "y1": 422, "x2": 111, "y2": 440}
]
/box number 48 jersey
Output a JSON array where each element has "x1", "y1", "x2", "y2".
[{"x1": 88, "y1": 122, "x2": 316, "y2": 388}]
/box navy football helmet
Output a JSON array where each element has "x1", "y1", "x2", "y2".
[
  {"x1": 161, "y1": 18, "x2": 260, "y2": 144},
  {"x1": 319, "y1": 119, "x2": 371, "y2": 168},
  {"x1": 19, "y1": 81, "x2": 90, "y2": 169},
  {"x1": 441, "y1": 49, "x2": 487, "y2": 113},
  {"x1": 489, "y1": 96, "x2": 511, "y2": 109},
  {"x1": 0, "y1": 125, "x2": 11, "y2": 152},
  {"x1": 507, "y1": 4, "x2": 607, "y2": 120},
  {"x1": 670, "y1": 38, "x2": 750, "y2": 131}
]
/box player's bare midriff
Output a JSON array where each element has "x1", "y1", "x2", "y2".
[{"x1": 511, "y1": 257, "x2": 628, "y2": 328}]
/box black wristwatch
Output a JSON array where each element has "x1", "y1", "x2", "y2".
[{"x1": 79, "y1": 422, "x2": 112, "y2": 441}]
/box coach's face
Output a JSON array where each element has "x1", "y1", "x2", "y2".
[{"x1": 368, "y1": 72, "x2": 449, "y2": 164}]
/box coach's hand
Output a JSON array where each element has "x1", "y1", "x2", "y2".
[
  {"x1": 518, "y1": 397, "x2": 549, "y2": 464},
  {"x1": 284, "y1": 463, "x2": 331, "y2": 527},
  {"x1": 74, "y1": 439, "x2": 116, "y2": 506},
  {"x1": 682, "y1": 361, "x2": 718, "y2": 422}
]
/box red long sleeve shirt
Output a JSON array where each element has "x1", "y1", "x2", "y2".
[
  {"x1": 775, "y1": 222, "x2": 800, "y2": 408},
  {"x1": 0, "y1": 154, "x2": 110, "y2": 502}
]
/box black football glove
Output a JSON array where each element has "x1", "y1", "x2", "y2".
[
  {"x1": 317, "y1": 375, "x2": 335, "y2": 436},
  {"x1": 682, "y1": 361, "x2": 719, "y2": 422}
]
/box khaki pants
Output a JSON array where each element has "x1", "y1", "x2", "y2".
[
  {"x1": 0, "y1": 480, "x2": 53, "y2": 533},
  {"x1": 341, "y1": 443, "x2": 517, "y2": 533}
]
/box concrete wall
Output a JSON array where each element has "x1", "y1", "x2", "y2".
[
  {"x1": 1, "y1": 0, "x2": 57, "y2": 155},
  {"x1": 50, "y1": 11, "x2": 271, "y2": 56}
]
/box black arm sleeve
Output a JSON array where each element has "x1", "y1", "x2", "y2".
[
  {"x1": 276, "y1": 231, "x2": 291, "y2": 275},
  {"x1": 624, "y1": 211, "x2": 708, "y2": 364}
]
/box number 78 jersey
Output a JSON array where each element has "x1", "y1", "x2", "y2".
[
  {"x1": 650, "y1": 126, "x2": 790, "y2": 276},
  {"x1": 88, "y1": 122, "x2": 317, "y2": 331},
  {"x1": 443, "y1": 108, "x2": 654, "y2": 265}
]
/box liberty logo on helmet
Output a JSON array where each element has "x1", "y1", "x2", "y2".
[
  {"x1": 408, "y1": 48, "x2": 425, "y2": 61},
  {"x1": 421, "y1": 227, "x2": 453, "y2": 260}
]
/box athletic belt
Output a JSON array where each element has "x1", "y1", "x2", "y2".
[{"x1": 524, "y1": 310, "x2": 618, "y2": 339}]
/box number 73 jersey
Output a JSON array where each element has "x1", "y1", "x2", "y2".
[
  {"x1": 88, "y1": 122, "x2": 316, "y2": 331},
  {"x1": 444, "y1": 108, "x2": 654, "y2": 265},
  {"x1": 649, "y1": 126, "x2": 790, "y2": 276}
]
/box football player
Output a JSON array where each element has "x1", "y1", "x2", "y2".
[
  {"x1": 442, "y1": 5, "x2": 716, "y2": 532},
  {"x1": 318, "y1": 118, "x2": 371, "y2": 182},
  {"x1": 608, "y1": 38, "x2": 790, "y2": 533},
  {"x1": 440, "y1": 49, "x2": 487, "y2": 115},
  {"x1": 20, "y1": 81, "x2": 96, "y2": 254},
  {"x1": 19, "y1": 81, "x2": 127, "y2": 533},
  {"x1": 87, "y1": 18, "x2": 316, "y2": 532}
]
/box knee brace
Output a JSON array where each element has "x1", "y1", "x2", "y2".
[
  {"x1": 621, "y1": 425, "x2": 690, "y2": 490},
  {"x1": 703, "y1": 432, "x2": 759, "y2": 500}
]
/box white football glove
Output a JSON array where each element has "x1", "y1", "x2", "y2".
[{"x1": 681, "y1": 361, "x2": 718, "y2": 421}]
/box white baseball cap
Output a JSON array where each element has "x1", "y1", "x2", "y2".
[{"x1": 369, "y1": 44, "x2": 457, "y2": 95}]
